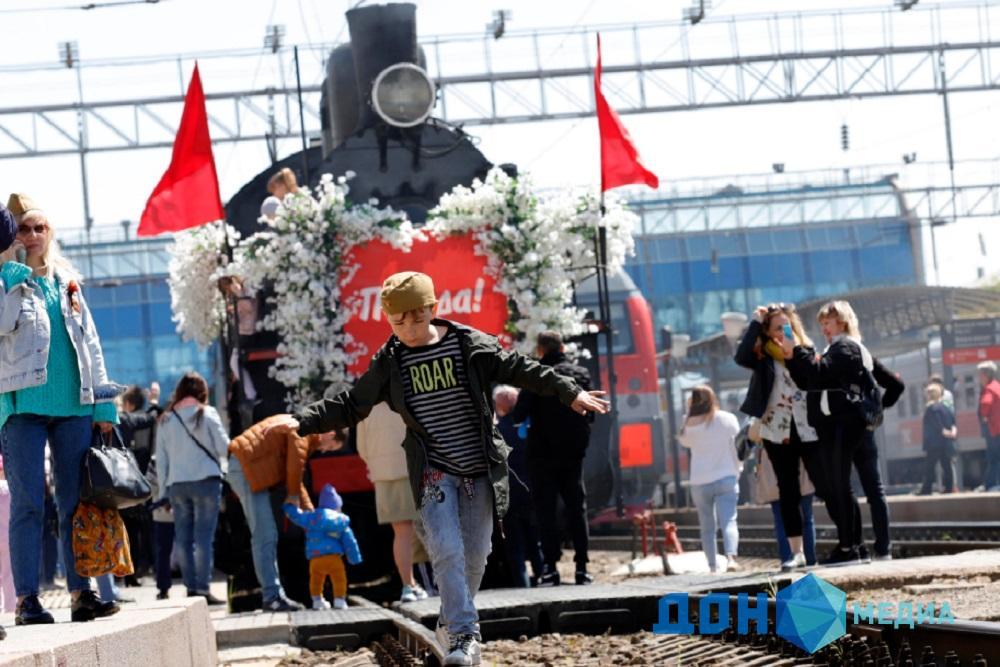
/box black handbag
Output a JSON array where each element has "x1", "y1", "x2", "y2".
[{"x1": 80, "y1": 426, "x2": 153, "y2": 510}]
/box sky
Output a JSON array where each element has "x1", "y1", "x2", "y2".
[{"x1": 0, "y1": 0, "x2": 997, "y2": 286}]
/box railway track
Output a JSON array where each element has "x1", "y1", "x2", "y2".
[
  {"x1": 371, "y1": 603, "x2": 1000, "y2": 666},
  {"x1": 590, "y1": 521, "x2": 1000, "y2": 559}
]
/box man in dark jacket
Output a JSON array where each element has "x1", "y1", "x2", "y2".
[
  {"x1": 265, "y1": 272, "x2": 609, "y2": 664},
  {"x1": 848, "y1": 359, "x2": 904, "y2": 560},
  {"x1": 493, "y1": 385, "x2": 543, "y2": 588},
  {"x1": 116, "y1": 383, "x2": 163, "y2": 584},
  {"x1": 511, "y1": 331, "x2": 594, "y2": 586}
]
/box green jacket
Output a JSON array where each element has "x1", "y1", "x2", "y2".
[{"x1": 294, "y1": 320, "x2": 582, "y2": 517}]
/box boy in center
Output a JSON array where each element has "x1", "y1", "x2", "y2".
[{"x1": 267, "y1": 271, "x2": 609, "y2": 666}]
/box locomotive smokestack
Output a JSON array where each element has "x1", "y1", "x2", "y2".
[{"x1": 346, "y1": 3, "x2": 420, "y2": 131}]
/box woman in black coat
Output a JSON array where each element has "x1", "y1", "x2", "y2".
[
  {"x1": 735, "y1": 303, "x2": 825, "y2": 571},
  {"x1": 782, "y1": 299, "x2": 876, "y2": 565}
]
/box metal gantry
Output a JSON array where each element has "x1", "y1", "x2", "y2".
[{"x1": 0, "y1": 2, "x2": 1000, "y2": 158}]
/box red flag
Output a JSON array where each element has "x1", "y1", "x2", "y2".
[
  {"x1": 595, "y1": 35, "x2": 659, "y2": 192},
  {"x1": 138, "y1": 63, "x2": 225, "y2": 236}
]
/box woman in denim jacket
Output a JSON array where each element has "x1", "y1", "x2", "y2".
[{"x1": 0, "y1": 194, "x2": 122, "y2": 626}]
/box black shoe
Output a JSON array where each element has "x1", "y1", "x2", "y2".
[
  {"x1": 856, "y1": 545, "x2": 871, "y2": 563},
  {"x1": 15, "y1": 595, "x2": 54, "y2": 625},
  {"x1": 188, "y1": 591, "x2": 226, "y2": 606},
  {"x1": 71, "y1": 590, "x2": 121, "y2": 622},
  {"x1": 156, "y1": 591, "x2": 169, "y2": 600},
  {"x1": 537, "y1": 566, "x2": 560, "y2": 587},
  {"x1": 821, "y1": 547, "x2": 861, "y2": 566},
  {"x1": 575, "y1": 571, "x2": 594, "y2": 585}
]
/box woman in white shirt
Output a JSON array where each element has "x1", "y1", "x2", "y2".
[{"x1": 678, "y1": 385, "x2": 742, "y2": 573}]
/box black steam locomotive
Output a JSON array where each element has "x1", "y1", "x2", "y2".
[{"x1": 218, "y1": 3, "x2": 626, "y2": 606}]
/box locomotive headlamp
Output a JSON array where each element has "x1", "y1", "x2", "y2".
[{"x1": 371, "y1": 63, "x2": 435, "y2": 128}]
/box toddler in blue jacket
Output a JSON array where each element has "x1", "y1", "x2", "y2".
[{"x1": 284, "y1": 484, "x2": 361, "y2": 610}]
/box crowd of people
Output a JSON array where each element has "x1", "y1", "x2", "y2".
[
  {"x1": 679, "y1": 300, "x2": 1000, "y2": 575},
  {"x1": 1, "y1": 185, "x2": 999, "y2": 667}
]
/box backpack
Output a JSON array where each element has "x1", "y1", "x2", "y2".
[
  {"x1": 844, "y1": 366, "x2": 884, "y2": 431},
  {"x1": 71, "y1": 502, "x2": 135, "y2": 577}
]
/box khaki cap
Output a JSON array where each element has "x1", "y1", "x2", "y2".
[
  {"x1": 6, "y1": 193, "x2": 41, "y2": 220},
  {"x1": 381, "y1": 271, "x2": 437, "y2": 316}
]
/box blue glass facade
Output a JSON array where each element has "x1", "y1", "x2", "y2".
[
  {"x1": 625, "y1": 182, "x2": 921, "y2": 340},
  {"x1": 62, "y1": 235, "x2": 215, "y2": 393}
]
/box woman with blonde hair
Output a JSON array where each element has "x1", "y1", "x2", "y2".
[
  {"x1": 0, "y1": 194, "x2": 122, "y2": 625},
  {"x1": 920, "y1": 383, "x2": 958, "y2": 494},
  {"x1": 783, "y1": 299, "x2": 891, "y2": 564},
  {"x1": 734, "y1": 303, "x2": 823, "y2": 571},
  {"x1": 267, "y1": 168, "x2": 299, "y2": 198},
  {"x1": 678, "y1": 385, "x2": 742, "y2": 573}
]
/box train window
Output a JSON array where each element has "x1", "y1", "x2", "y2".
[
  {"x1": 908, "y1": 383, "x2": 920, "y2": 418},
  {"x1": 965, "y1": 375, "x2": 976, "y2": 410},
  {"x1": 609, "y1": 303, "x2": 635, "y2": 355}
]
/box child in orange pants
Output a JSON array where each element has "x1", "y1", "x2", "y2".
[{"x1": 284, "y1": 484, "x2": 361, "y2": 610}]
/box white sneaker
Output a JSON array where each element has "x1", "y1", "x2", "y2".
[
  {"x1": 311, "y1": 595, "x2": 331, "y2": 610},
  {"x1": 781, "y1": 552, "x2": 807, "y2": 572},
  {"x1": 333, "y1": 597, "x2": 348, "y2": 610},
  {"x1": 435, "y1": 622, "x2": 451, "y2": 651},
  {"x1": 444, "y1": 633, "x2": 481, "y2": 666},
  {"x1": 725, "y1": 556, "x2": 742, "y2": 572},
  {"x1": 400, "y1": 584, "x2": 428, "y2": 602}
]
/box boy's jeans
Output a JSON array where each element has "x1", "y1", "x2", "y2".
[
  {"x1": 227, "y1": 456, "x2": 285, "y2": 602},
  {"x1": 1, "y1": 414, "x2": 94, "y2": 596},
  {"x1": 418, "y1": 468, "x2": 492, "y2": 637},
  {"x1": 168, "y1": 477, "x2": 221, "y2": 594}
]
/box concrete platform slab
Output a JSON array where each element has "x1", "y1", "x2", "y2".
[
  {"x1": 214, "y1": 611, "x2": 292, "y2": 648},
  {"x1": 0, "y1": 597, "x2": 215, "y2": 667},
  {"x1": 802, "y1": 548, "x2": 1000, "y2": 592},
  {"x1": 289, "y1": 607, "x2": 402, "y2": 651},
  {"x1": 394, "y1": 571, "x2": 785, "y2": 639}
]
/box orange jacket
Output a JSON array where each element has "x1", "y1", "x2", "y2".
[{"x1": 228, "y1": 415, "x2": 320, "y2": 510}]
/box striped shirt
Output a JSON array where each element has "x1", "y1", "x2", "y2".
[{"x1": 397, "y1": 330, "x2": 487, "y2": 476}]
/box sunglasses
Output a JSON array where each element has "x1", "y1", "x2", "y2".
[{"x1": 16, "y1": 223, "x2": 48, "y2": 236}]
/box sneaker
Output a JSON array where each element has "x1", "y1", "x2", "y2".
[
  {"x1": 263, "y1": 597, "x2": 303, "y2": 612},
  {"x1": 333, "y1": 597, "x2": 348, "y2": 610},
  {"x1": 311, "y1": 595, "x2": 331, "y2": 610},
  {"x1": 71, "y1": 590, "x2": 121, "y2": 623},
  {"x1": 780, "y1": 552, "x2": 807, "y2": 572},
  {"x1": 400, "y1": 584, "x2": 428, "y2": 602},
  {"x1": 537, "y1": 566, "x2": 560, "y2": 587},
  {"x1": 435, "y1": 622, "x2": 452, "y2": 651},
  {"x1": 15, "y1": 595, "x2": 54, "y2": 625},
  {"x1": 156, "y1": 591, "x2": 169, "y2": 600},
  {"x1": 575, "y1": 570, "x2": 594, "y2": 585},
  {"x1": 873, "y1": 552, "x2": 893, "y2": 561},
  {"x1": 821, "y1": 547, "x2": 861, "y2": 566},
  {"x1": 857, "y1": 545, "x2": 871, "y2": 562},
  {"x1": 444, "y1": 633, "x2": 481, "y2": 666},
  {"x1": 725, "y1": 557, "x2": 742, "y2": 572}
]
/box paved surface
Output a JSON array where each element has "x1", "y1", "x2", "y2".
[{"x1": 0, "y1": 596, "x2": 216, "y2": 667}]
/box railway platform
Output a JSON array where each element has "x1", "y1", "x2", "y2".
[{"x1": 6, "y1": 546, "x2": 1000, "y2": 665}]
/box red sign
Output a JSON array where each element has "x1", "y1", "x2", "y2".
[
  {"x1": 340, "y1": 234, "x2": 509, "y2": 376},
  {"x1": 943, "y1": 346, "x2": 1000, "y2": 366}
]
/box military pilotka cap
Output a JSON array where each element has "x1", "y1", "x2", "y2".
[
  {"x1": 6, "y1": 193, "x2": 41, "y2": 221},
  {"x1": 381, "y1": 271, "x2": 437, "y2": 316}
]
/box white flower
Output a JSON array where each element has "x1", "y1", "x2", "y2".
[{"x1": 168, "y1": 167, "x2": 637, "y2": 409}]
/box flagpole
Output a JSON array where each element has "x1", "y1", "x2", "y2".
[
  {"x1": 596, "y1": 189, "x2": 624, "y2": 518},
  {"x1": 294, "y1": 46, "x2": 310, "y2": 185}
]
